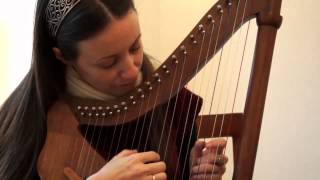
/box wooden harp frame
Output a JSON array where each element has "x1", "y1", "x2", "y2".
[{"x1": 69, "y1": 0, "x2": 283, "y2": 179}]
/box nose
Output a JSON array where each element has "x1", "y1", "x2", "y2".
[{"x1": 119, "y1": 54, "x2": 139, "y2": 81}]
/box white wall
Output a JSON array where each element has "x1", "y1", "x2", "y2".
[
  {"x1": 1, "y1": 0, "x2": 319, "y2": 179},
  {"x1": 254, "y1": 0, "x2": 320, "y2": 179},
  {"x1": 0, "y1": 0, "x2": 35, "y2": 103}
]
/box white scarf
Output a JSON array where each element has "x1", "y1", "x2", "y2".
[{"x1": 65, "y1": 67, "x2": 143, "y2": 101}]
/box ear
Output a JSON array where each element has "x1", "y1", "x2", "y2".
[{"x1": 52, "y1": 47, "x2": 72, "y2": 65}]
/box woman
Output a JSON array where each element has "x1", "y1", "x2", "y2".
[{"x1": 0, "y1": 0, "x2": 227, "y2": 179}]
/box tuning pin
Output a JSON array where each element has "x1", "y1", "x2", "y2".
[
  {"x1": 198, "y1": 24, "x2": 206, "y2": 35},
  {"x1": 180, "y1": 45, "x2": 187, "y2": 55},
  {"x1": 172, "y1": 55, "x2": 179, "y2": 64},
  {"x1": 145, "y1": 81, "x2": 153, "y2": 90},
  {"x1": 217, "y1": 5, "x2": 223, "y2": 13},
  {"x1": 198, "y1": 24, "x2": 204, "y2": 31},
  {"x1": 208, "y1": 15, "x2": 215, "y2": 24}
]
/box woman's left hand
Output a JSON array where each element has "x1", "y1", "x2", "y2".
[{"x1": 189, "y1": 139, "x2": 228, "y2": 180}]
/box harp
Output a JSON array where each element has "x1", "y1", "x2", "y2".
[{"x1": 38, "y1": 0, "x2": 283, "y2": 179}]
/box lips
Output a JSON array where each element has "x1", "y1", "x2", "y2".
[{"x1": 119, "y1": 81, "x2": 136, "y2": 87}]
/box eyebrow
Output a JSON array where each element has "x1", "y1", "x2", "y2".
[{"x1": 96, "y1": 34, "x2": 141, "y2": 63}]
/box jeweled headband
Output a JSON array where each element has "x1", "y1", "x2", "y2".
[{"x1": 45, "y1": 0, "x2": 81, "y2": 38}]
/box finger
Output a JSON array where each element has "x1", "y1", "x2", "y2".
[
  {"x1": 113, "y1": 149, "x2": 138, "y2": 159},
  {"x1": 205, "y1": 139, "x2": 226, "y2": 148},
  {"x1": 144, "y1": 161, "x2": 166, "y2": 175},
  {"x1": 131, "y1": 151, "x2": 161, "y2": 163},
  {"x1": 147, "y1": 172, "x2": 167, "y2": 180},
  {"x1": 190, "y1": 173, "x2": 222, "y2": 180},
  {"x1": 63, "y1": 167, "x2": 82, "y2": 180},
  {"x1": 197, "y1": 155, "x2": 228, "y2": 166},
  {"x1": 191, "y1": 164, "x2": 214, "y2": 174},
  {"x1": 191, "y1": 164, "x2": 226, "y2": 175},
  {"x1": 197, "y1": 154, "x2": 228, "y2": 166},
  {"x1": 205, "y1": 139, "x2": 227, "y2": 154},
  {"x1": 191, "y1": 140, "x2": 206, "y2": 160}
]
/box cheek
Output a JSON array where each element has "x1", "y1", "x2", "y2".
[
  {"x1": 75, "y1": 63, "x2": 118, "y2": 90},
  {"x1": 134, "y1": 51, "x2": 144, "y2": 68},
  {"x1": 95, "y1": 70, "x2": 119, "y2": 87},
  {"x1": 87, "y1": 70, "x2": 121, "y2": 94}
]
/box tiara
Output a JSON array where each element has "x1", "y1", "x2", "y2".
[{"x1": 45, "y1": 0, "x2": 81, "y2": 37}]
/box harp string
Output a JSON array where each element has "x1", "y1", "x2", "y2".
[
  {"x1": 224, "y1": 19, "x2": 251, "y2": 156},
  {"x1": 171, "y1": 0, "x2": 249, "y2": 178},
  {"x1": 136, "y1": 89, "x2": 152, "y2": 150},
  {"x1": 173, "y1": 17, "x2": 209, "y2": 180},
  {"x1": 76, "y1": 107, "x2": 93, "y2": 175},
  {"x1": 85, "y1": 112, "x2": 100, "y2": 174},
  {"x1": 178, "y1": 3, "x2": 230, "y2": 178},
  {"x1": 157, "y1": 60, "x2": 179, "y2": 153},
  {"x1": 224, "y1": 0, "x2": 250, "y2": 141},
  {"x1": 187, "y1": 6, "x2": 224, "y2": 177},
  {"x1": 130, "y1": 95, "x2": 146, "y2": 149},
  {"x1": 143, "y1": 83, "x2": 161, "y2": 152},
  {"x1": 88, "y1": 114, "x2": 107, "y2": 174},
  {"x1": 89, "y1": 111, "x2": 108, "y2": 174},
  {"x1": 223, "y1": 11, "x2": 251, "y2": 155},
  {"x1": 114, "y1": 110, "x2": 128, "y2": 153},
  {"x1": 162, "y1": 52, "x2": 188, "y2": 161},
  {"x1": 178, "y1": 19, "x2": 219, "y2": 179},
  {"x1": 105, "y1": 113, "x2": 121, "y2": 160},
  {"x1": 206, "y1": 0, "x2": 250, "y2": 178}
]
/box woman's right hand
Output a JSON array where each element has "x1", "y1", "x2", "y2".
[{"x1": 64, "y1": 149, "x2": 167, "y2": 180}]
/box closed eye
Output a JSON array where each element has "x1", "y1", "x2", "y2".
[
  {"x1": 129, "y1": 45, "x2": 141, "y2": 53},
  {"x1": 99, "y1": 57, "x2": 118, "y2": 69}
]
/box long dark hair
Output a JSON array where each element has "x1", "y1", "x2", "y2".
[{"x1": 0, "y1": 0, "x2": 135, "y2": 179}]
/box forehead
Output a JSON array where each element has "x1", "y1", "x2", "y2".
[{"x1": 77, "y1": 10, "x2": 141, "y2": 59}]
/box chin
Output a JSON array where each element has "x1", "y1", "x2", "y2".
[{"x1": 109, "y1": 86, "x2": 135, "y2": 97}]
